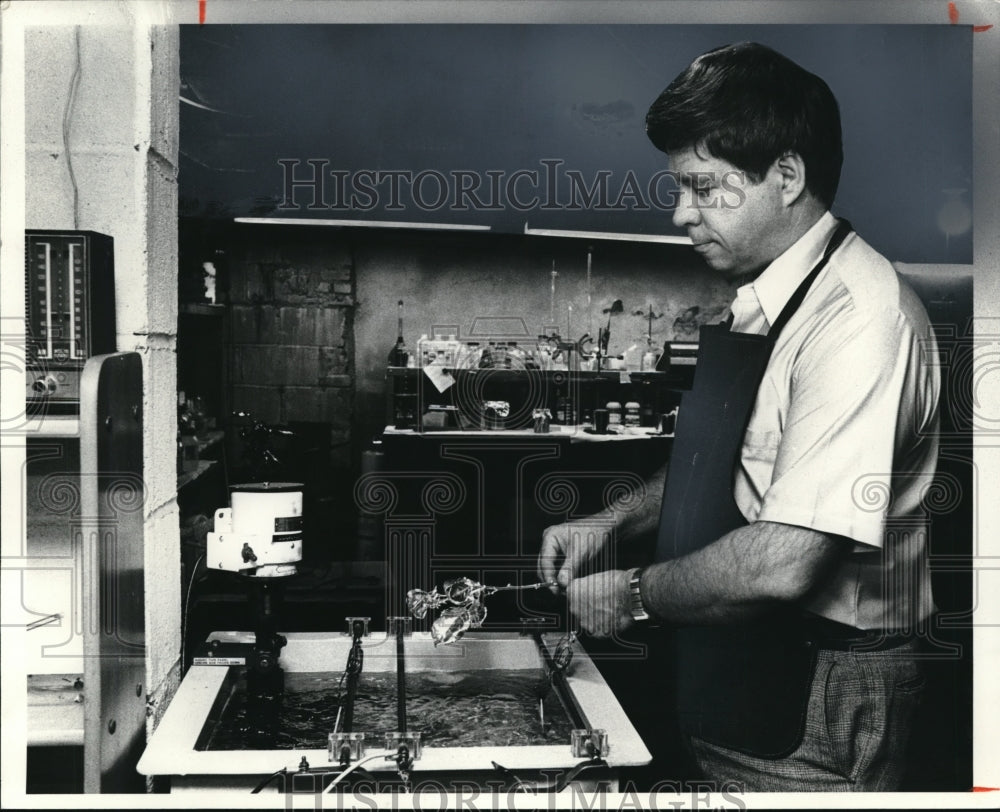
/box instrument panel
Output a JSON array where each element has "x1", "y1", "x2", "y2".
[{"x1": 25, "y1": 230, "x2": 116, "y2": 410}]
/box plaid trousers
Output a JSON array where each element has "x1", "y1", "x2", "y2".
[{"x1": 688, "y1": 639, "x2": 925, "y2": 791}]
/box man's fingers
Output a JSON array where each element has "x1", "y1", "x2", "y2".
[
  {"x1": 565, "y1": 579, "x2": 582, "y2": 622},
  {"x1": 557, "y1": 561, "x2": 573, "y2": 589},
  {"x1": 566, "y1": 579, "x2": 603, "y2": 637},
  {"x1": 558, "y1": 531, "x2": 589, "y2": 586},
  {"x1": 538, "y1": 530, "x2": 564, "y2": 592}
]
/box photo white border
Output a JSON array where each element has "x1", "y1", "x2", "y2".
[{"x1": 2, "y1": 1, "x2": 997, "y2": 809}]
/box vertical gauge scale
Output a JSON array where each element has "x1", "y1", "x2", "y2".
[{"x1": 25, "y1": 230, "x2": 115, "y2": 413}]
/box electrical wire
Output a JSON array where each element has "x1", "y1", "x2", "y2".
[
  {"x1": 250, "y1": 767, "x2": 287, "y2": 794},
  {"x1": 491, "y1": 756, "x2": 606, "y2": 794},
  {"x1": 62, "y1": 27, "x2": 83, "y2": 228},
  {"x1": 180, "y1": 553, "x2": 205, "y2": 674},
  {"x1": 322, "y1": 753, "x2": 387, "y2": 794}
]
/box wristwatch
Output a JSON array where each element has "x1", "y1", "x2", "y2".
[{"x1": 628, "y1": 567, "x2": 651, "y2": 622}]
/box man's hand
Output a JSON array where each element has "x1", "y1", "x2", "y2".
[
  {"x1": 538, "y1": 521, "x2": 614, "y2": 593},
  {"x1": 566, "y1": 570, "x2": 634, "y2": 638}
]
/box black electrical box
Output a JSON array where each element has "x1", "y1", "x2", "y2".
[{"x1": 25, "y1": 230, "x2": 116, "y2": 413}]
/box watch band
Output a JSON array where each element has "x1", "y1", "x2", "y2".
[{"x1": 628, "y1": 567, "x2": 650, "y2": 622}]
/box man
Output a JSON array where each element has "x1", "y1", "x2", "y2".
[{"x1": 538, "y1": 42, "x2": 939, "y2": 791}]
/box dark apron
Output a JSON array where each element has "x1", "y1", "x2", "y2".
[{"x1": 654, "y1": 219, "x2": 853, "y2": 758}]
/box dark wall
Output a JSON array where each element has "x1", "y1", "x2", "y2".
[{"x1": 179, "y1": 24, "x2": 972, "y2": 264}]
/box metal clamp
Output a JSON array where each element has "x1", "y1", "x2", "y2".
[
  {"x1": 387, "y1": 617, "x2": 412, "y2": 637},
  {"x1": 385, "y1": 731, "x2": 422, "y2": 762},
  {"x1": 344, "y1": 617, "x2": 371, "y2": 638},
  {"x1": 571, "y1": 728, "x2": 608, "y2": 758},
  {"x1": 328, "y1": 732, "x2": 366, "y2": 764}
]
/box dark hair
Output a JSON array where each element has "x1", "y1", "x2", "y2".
[{"x1": 645, "y1": 42, "x2": 843, "y2": 208}]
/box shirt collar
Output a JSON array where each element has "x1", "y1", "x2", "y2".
[{"x1": 738, "y1": 211, "x2": 838, "y2": 330}]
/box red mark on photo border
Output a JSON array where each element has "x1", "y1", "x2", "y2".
[
  {"x1": 199, "y1": 0, "x2": 206, "y2": 25},
  {"x1": 948, "y1": 2, "x2": 994, "y2": 32},
  {"x1": 973, "y1": 787, "x2": 1000, "y2": 792}
]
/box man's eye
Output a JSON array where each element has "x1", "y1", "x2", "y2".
[{"x1": 694, "y1": 187, "x2": 713, "y2": 199}]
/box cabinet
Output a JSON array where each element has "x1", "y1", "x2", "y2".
[{"x1": 21, "y1": 352, "x2": 146, "y2": 792}]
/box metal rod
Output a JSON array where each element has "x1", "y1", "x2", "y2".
[
  {"x1": 396, "y1": 623, "x2": 407, "y2": 733},
  {"x1": 533, "y1": 633, "x2": 587, "y2": 730},
  {"x1": 342, "y1": 663, "x2": 359, "y2": 733},
  {"x1": 549, "y1": 261, "x2": 557, "y2": 324},
  {"x1": 341, "y1": 621, "x2": 365, "y2": 733},
  {"x1": 586, "y1": 246, "x2": 593, "y2": 338}
]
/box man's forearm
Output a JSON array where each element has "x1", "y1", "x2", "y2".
[
  {"x1": 600, "y1": 463, "x2": 666, "y2": 539},
  {"x1": 640, "y1": 520, "x2": 845, "y2": 625}
]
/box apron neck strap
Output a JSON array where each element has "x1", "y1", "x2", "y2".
[{"x1": 767, "y1": 218, "x2": 853, "y2": 339}]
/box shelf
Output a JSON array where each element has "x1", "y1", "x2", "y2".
[
  {"x1": 187, "y1": 429, "x2": 224, "y2": 454},
  {"x1": 383, "y1": 425, "x2": 671, "y2": 442},
  {"x1": 21, "y1": 414, "x2": 81, "y2": 437},
  {"x1": 178, "y1": 459, "x2": 219, "y2": 491},
  {"x1": 387, "y1": 366, "x2": 690, "y2": 382},
  {"x1": 523, "y1": 224, "x2": 694, "y2": 245},
  {"x1": 27, "y1": 674, "x2": 85, "y2": 747},
  {"x1": 386, "y1": 364, "x2": 690, "y2": 432}
]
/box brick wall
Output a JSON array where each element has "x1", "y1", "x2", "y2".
[{"x1": 226, "y1": 231, "x2": 355, "y2": 468}]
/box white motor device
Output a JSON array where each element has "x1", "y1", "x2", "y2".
[{"x1": 209, "y1": 482, "x2": 304, "y2": 577}]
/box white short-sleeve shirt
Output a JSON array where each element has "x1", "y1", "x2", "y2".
[{"x1": 730, "y1": 212, "x2": 940, "y2": 630}]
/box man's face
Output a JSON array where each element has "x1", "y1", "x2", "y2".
[{"x1": 670, "y1": 147, "x2": 787, "y2": 280}]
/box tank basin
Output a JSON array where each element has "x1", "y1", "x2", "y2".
[{"x1": 137, "y1": 631, "x2": 651, "y2": 792}]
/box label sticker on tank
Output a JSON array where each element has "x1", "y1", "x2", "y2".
[
  {"x1": 192, "y1": 657, "x2": 246, "y2": 666},
  {"x1": 274, "y1": 516, "x2": 303, "y2": 532},
  {"x1": 273, "y1": 533, "x2": 302, "y2": 544}
]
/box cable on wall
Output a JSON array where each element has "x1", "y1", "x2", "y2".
[{"x1": 61, "y1": 26, "x2": 83, "y2": 228}]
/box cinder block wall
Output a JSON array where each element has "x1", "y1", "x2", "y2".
[
  {"x1": 23, "y1": 21, "x2": 181, "y2": 734},
  {"x1": 225, "y1": 228, "x2": 355, "y2": 467}
]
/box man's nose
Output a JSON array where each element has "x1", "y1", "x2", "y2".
[{"x1": 672, "y1": 188, "x2": 701, "y2": 229}]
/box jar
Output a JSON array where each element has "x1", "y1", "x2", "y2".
[
  {"x1": 640, "y1": 399, "x2": 655, "y2": 426},
  {"x1": 641, "y1": 347, "x2": 659, "y2": 371},
  {"x1": 624, "y1": 401, "x2": 641, "y2": 427},
  {"x1": 508, "y1": 342, "x2": 526, "y2": 368},
  {"x1": 554, "y1": 390, "x2": 576, "y2": 425},
  {"x1": 459, "y1": 342, "x2": 482, "y2": 369},
  {"x1": 606, "y1": 401, "x2": 622, "y2": 426},
  {"x1": 483, "y1": 400, "x2": 510, "y2": 430},
  {"x1": 532, "y1": 408, "x2": 552, "y2": 434},
  {"x1": 493, "y1": 342, "x2": 510, "y2": 369},
  {"x1": 479, "y1": 343, "x2": 495, "y2": 369}
]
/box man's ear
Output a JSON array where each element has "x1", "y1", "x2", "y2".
[{"x1": 773, "y1": 151, "x2": 808, "y2": 206}]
